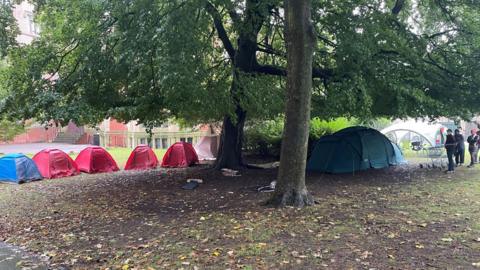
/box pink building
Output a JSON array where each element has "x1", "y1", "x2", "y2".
[{"x1": 12, "y1": 1, "x2": 39, "y2": 45}]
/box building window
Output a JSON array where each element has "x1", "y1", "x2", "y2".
[
  {"x1": 140, "y1": 138, "x2": 146, "y2": 145},
  {"x1": 162, "y1": 138, "x2": 168, "y2": 149},
  {"x1": 25, "y1": 12, "x2": 39, "y2": 35},
  {"x1": 187, "y1": 137, "x2": 193, "y2": 144},
  {"x1": 155, "y1": 138, "x2": 161, "y2": 149},
  {"x1": 180, "y1": 137, "x2": 186, "y2": 142}
]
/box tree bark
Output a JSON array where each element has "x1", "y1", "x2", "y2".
[
  {"x1": 214, "y1": 105, "x2": 246, "y2": 170},
  {"x1": 213, "y1": 3, "x2": 260, "y2": 170},
  {"x1": 266, "y1": 0, "x2": 315, "y2": 207}
]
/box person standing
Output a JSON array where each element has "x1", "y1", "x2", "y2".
[
  {"x1": 445, "y1": 129, "x2": 456, "y2": 173},
  {"x1": 454, "y1": 128, "x2": 465, "y2": 166},
  {"x1": 476, "y1": 130, "x2": 480, "y2": 163},
  {"x1": 467, "y1": 129, "x2": 479, "y2": 167}
]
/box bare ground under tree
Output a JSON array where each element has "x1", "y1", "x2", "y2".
[{"x1": 1, "y1": 164, "x2": 480, "y2": 269}]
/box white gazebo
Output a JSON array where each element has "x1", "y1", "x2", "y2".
[{"x1": 381, "y1": 120, "x2": 447, "y2": 147}]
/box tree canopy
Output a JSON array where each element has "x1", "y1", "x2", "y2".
[
  {"x1": 0, "y1": 0, "x2": 283, "y2": 126},
  {"x1": 0, "y1": 0, "x2": 18, "y2": 58},
  {"x1": 1, "y1": 0, "x2": 480, "y2": 166}
]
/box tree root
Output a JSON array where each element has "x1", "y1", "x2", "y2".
[{"x1": 265, "y1": 189, "x2": 314, "y2": 208}]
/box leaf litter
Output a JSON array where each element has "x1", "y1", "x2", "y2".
[{"x1": 0, "y1": 164, "x2": 479, "y2": 268}]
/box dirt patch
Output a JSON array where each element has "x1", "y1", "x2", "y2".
[{"x1": 1, "y1": 164, "x2": 480, "y2": 269}]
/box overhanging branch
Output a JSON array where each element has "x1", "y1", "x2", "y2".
[
  {"x1": 424, "y1": 53, "x2": 461, "y2": 78},
  {"x1": 256, "y1": 44, "x2": 286, "y2": 57},
  {"x1": 255, "y1": 64, "x2": 333, "y2": 79},
  {"x1": 205, "y1": 1, "x2": 236, "y2": 60},
  {"x1": 391, "y1": 0, "x2": 405, "y2": 15},
  {"x1": 228, "y1": 9, "x2": 241, "y2": 29}
]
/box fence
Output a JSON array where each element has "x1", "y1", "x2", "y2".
[
  {"x1": 1, "y1": 125, "x2": 60, "y2": 144},
  {"x1": 99, "y1": 131, "x2": 211, "y2": 149}
]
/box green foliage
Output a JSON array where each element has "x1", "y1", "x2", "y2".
[
  {"x1": 2, "y1": 0, "x2": 480, "y2": 133},
  {"x1": 354, "y1": 118, "x2": 392, "y2": 131},
  {"x1": 0, "y1": 117, "x2": 24, "y2": 141},
  {"x1": 0, "y1": 61, "x2": 7, "y2": 97},
  {"x1": 310, "y1": 0, "x2": 480, "y2": 120},
  {"x1": 0, "y1": 0, "x2": 286, "y2": 126},
  {"x1": 0, "y1": 1, "x2": 18, "y2": 58},
  {"x1": 245, "y1": 117, "x2": 356, "y2": 156},
  {"x1": 309, "y1": 117, "x2": 354, "y2": 141},
  {"x1": 244, "y1": 118, "x2": 284, "y2": 157}
]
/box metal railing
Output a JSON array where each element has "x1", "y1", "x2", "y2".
[{"x1": 99, "y1": 131, "x2": 210, "y2": 149}]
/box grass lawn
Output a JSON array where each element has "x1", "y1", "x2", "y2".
[
  {"x1": 2, "y1": 147, "x2": 166, "y2": 169},
  {"x1": 1, "y1": 162, "x2": 480, "y2": 269},
  {"x1": 103, "y1": 148, "x2": 166, "y2": 169}
]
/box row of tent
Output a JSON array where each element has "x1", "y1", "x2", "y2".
[
  {"x1": 1, "y1": 127, "x2": 406, "y2": 183},
  {"x1": 0, "y1": 142, "x2": 199, "y2": 184}
]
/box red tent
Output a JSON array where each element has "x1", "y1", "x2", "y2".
[
  {"x1": 32, "y1": 149, "x2": 79, "y2": 179},
  {"x1": 161, "y1": 142, "x2": 199, "y2": 168},
  {"x1": 124, "y1": 145, "x2": 159, "y2": 170},
  {"x1": 75, "y1": 146, "x2": 119, "y2": 173}
]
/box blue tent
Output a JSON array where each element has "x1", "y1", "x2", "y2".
[
  {"x1": 307, "y1": 126, "x2": 406, "y2": 174},
  {"x1": 0, "y1": 153, "x2": 43, "y2": 183}
]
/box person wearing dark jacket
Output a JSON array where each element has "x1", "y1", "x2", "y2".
[
  {"x1": 477, "y1": 130, "x2": 480, "y2": 162},
  {"x1": 445, "y1": 129, "x2": 456, "y2": 173},
  {"x1": 467, "y1": 129, "x2": 479, "y2": 167},
  {"x1": 454, "y1": 129, "x2": 465, "y2": 166}
]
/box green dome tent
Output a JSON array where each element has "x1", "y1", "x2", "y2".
[{"x1": 307, "y1": 126, "x2": 405, "y2": 174}]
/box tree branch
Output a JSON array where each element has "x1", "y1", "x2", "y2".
[
  {"x1": 427, "y1": 28, "x2": 469, "y2": 39},
  {"x1": 205, "y1": 1, "x2": 236, "y2": 60},
  {"x1": 424, "y1": 53, "x2": 461, "y2": 78},
  {"x1": 228, "y1": 9, "x2": 241, "y2": 29},
  {"x1": 435, "y1": 0, "x2": 457, "y2": 24},
  {"x1": 256, "y1": 44, "x2": 286, "y2": 57},
  {"x1": 46, "y1": 41, "x2": 80, "y2": 81},
  {"x1": 391, "y1": 0, "x2": 405, "y2": 15},
  {"x1": 255, "y1": 64, "x2": 286, "y2": 76},
  {"x1": 254, "y1": 64, "x2": 333, "y2": 79},
  {"x1": 312, "y1": 66, "x2": 334, "y2": 79},
  {"x1": 317, "y1": 34, "x2": 336, "y2": 48}
]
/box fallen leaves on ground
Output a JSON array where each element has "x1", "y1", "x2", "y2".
[{"x1": 0, "y1": 165, "x2": 479, "y2": 269}]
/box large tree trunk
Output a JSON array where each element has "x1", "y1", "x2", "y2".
[
  {"x1": 214, "y1": 26, "x2": 258, "y2": 170},
  {"x1": 214, "y1": 105, "x2": 246, "y2": 170},
  {"x1": 267, "y1": 0, "x2": 315, "y2": 207},
  {"x1": 214, "y1": 68, "x2": 249, "y2": 170}
]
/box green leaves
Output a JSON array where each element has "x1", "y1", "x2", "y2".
[
  {"x1": 0, "y1": 1, "x2": 18, "y2": 58},
  {"x1": 2, "y1": 0, "x2": 480, "y2": 128},
  {"x1": 0, "y1": 116, "x2": 24, "y2": 141}
]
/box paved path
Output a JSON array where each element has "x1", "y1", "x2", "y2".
[
  {"x1": 0, "y1": 242, "x2": 47, "y2": 270},
  {"x1": 0, "y1": 143, "x2": 91, "y2": 155}
]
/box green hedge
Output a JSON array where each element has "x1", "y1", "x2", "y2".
[
  {"x1": 244, "y1": 118, "x2": 284, "y2": 157},
  {"x1": 244, "y1": 117, "x2": 355, "y2": 157}
]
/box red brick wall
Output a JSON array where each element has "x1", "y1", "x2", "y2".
[
  {"x1": 108, "y1": 119, "x2": 128, "y2": 147},
  {"x1": 8, "y1": 126, "x2": 59, "y2": 144},
  {"x1": 76, "y1": 132, "x2": 93, "y2": 144},
  {"x1": 110, "y1": 119, "x2": 128, "y2": 131}
]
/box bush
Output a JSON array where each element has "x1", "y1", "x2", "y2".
[
  {"x1": 0, "y1": 117, "x2": 24, "y2": 142},
  {"x1": 307, "y1": 117, "x2": 355, "y2": 157},
  {"x1": 244, "y1": 117, "x2": 356, "y2": 158},
  {"x1": 244, "y1": 118, "x2": 284, "y2": 157},
  {"x1": 354, "y1": 118, "x2": 392, "y2": 131},
  {"x1": 309, "y1": 117, "x2": 353, "y2": 141}
]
